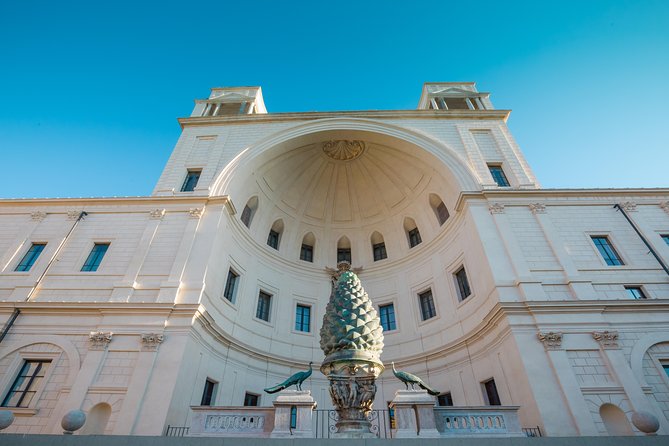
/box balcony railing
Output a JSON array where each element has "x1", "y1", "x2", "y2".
[{"x1": 434, "y1": 406, "x2": 523, "y2": 437}]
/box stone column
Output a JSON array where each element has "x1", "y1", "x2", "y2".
[
  {"x1": 390, "y1": 390, "x2": 439, "y2": 438},
  {"x1": 270, "y1": 390, "x2": 317, "y2": 438}
]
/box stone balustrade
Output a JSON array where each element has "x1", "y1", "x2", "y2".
[
  {"x1": 434, "y1": 406, "x2": 523, "y2": 437},
  {"x1": 189, "y1": 406, "x2": 275, "y2": 437}
]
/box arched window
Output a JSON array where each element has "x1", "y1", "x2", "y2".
[
  {"x1": 370, "y1": 231, "x2": 387, "y2": 261},
  {"x1": 337, "y1": 236, "x2": 351, "y2": 263},
  {"x1": 81, "y1": 402, "x2": 112, "y2": 435},
  {"x1": 429, "y1": 193, "x2": 450, "y2": 225},
  {"x1": 267, "y1": 219, "x2": 283, "y2": 250},
  {"x1": 300, "y1": 232, "x2": 315, "y2": 262},
  {"x1": 240, "y1": 196, "x2": 258, "y2": 228},
  {"x1": 599, "y1": 403, "x2": 633, "y2": 436},
  {"x1": 403, "y1": 217, "x2": 422, "y2": 248}
]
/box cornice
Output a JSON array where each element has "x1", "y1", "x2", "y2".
[
  {"x1": 0, "y1": 301, "x2": 198, "y2": 316},
  {"x1": 0, "y1": 195, "x2": 231, "y2": 209},
  {"x1": 178, "y1": 109, "x2": 511, "y2": 128},
  {"x1": 455, "y1": 189, "x2": 669, "y2": 211}
]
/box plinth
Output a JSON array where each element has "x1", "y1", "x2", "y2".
[
  {"x1": 270, "y1": 390, "x2": 317, "y2": 438},
  {"x1": 389, "y1": 389, "x2": 439, "y2": 438}
]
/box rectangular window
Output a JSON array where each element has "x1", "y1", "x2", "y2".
[
  {"x1": 483, "y1": 378, "x2": 501, "y2": 406},
  {"x1": 81, "y1": 243, "x2": 109, "y2": 272},
  {"x1": 200, "y1": 379, "x2": 217, "y2": 406},
  {"x1": 256, "y1": 291, "x2": 272, "y2": 322},
  {"x1": 419, "y1": 290, "x2": 436, "y2": 321},
  {"x1": 1, "y1": 360, "x2": 51, "y2": 407},
  {"x1": 625, "y1": 286, "x2": 646, "y2": 299},
  {"x1": 244, "y1": 392, "x2": 259, "y2": 406},
  {"x1": 373, "y1": 242, "x2": 387, "y2": 261},
  {"x1": 267, "y1": 230, "x2": 279, "y2": 249},
  {"x1": 408, "y1": 228, "x2": 422, "y2": 248},
  {"x1": 454, "y1": 267, "x2": 472, "y2": 301},
  {"x1": 295, "y1": 304, "x2": 311, "y2": 332},
  {"x1": 661, "y1": 235, "x2": 669, "y2": 246},
  {"x1": 223, "y1": 269, "x2": 239, "y2": 302},
  {"x1": 488, "y1": 165, "x2": 510, "y2": 187},
  {"x1": 437, "y1": 392, "x2": 453, "y2": 406},
  {"x1": 180, "y1": 169, "x2": 201, "y2": 192},
  {"x1": 14, "y1": 243, "x2": 46, "y2": 272},
  {"x1": 337, "y1": 248, "x2": 351, "y2": 263},
  {"x1": 591, "y1": 236, "x2": 624, "y2": 266},
  {"x1": 300, "y1": 244, "x2": 313, "y2": 262},
  {"x1": 379, "y1": 304, "x2": 396, "y2": 331}
]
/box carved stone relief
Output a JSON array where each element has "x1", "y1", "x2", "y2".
[
  {"x1": 538, "y1": 331, "x2": 563, "y2": 350},
  {"x1": 89, "y1": 331, "x2": 113, "y2": 350},
  {"x1": 322, "y1": 140, "x2": 365, "y2": 161},
  {"x1": 592, "y1": 330, "x2": 619, "y2": 349}
]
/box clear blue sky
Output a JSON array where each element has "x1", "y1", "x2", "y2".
[{"x1": 1, "y1": 0, "x2": 667, "y2": 198}]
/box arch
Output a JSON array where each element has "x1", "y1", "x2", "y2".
[
  {"x1": 267, "y1": 219, "x2": 284, "y2": 250},
  {"x1": 429, "y1": 193, "x2": 450, "y2": 225},
  {"x1": 370, "y1": 231, "x2": 387, "y2": 261},
  {"x1": 403, "y1": 217, "x2": 422, "y2": 248},
  {"x1": 630, "y1": 333, "x2": 669, "y2": 385},
  {"x1": 240, "y1": 196, "x2": 259, "y2": 228},
  {"x1": 0, "y1": 336, "x2": 80, "y2": 386},
  {"x1": 210, "y1": 118, "x2": 481, "y2": 198},
  {"x1": 81, "y1": 402, "x2": 112, "y2": 435},
  {"x1": 599, "y1": 403, "x2": 633, "y2": 436},
  {"x1": 337, "y1": 236, "x2": 351, "y2": 263},
  {"x1": 300, "y1": 232, "x2": 315, "y2": 262}
]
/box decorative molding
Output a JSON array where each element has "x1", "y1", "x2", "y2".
[
  {"x1": 620, "y1": 201, "x2": 637, "y2": 212},
  {"x1": 149, "y1": 209, "x2": 166, "y2": 220},
  {"x1": 538, "y1": 331, "x2": 563, "y2": 350},
  {"x1": 660, "y1": 201, "x2": 669, "y2": 214},
  {"x1": 322, "y1": 140, "x2": 365, "y2": 161},
  {"x1": 67, "y1": 210, "x2": 83, "y2": 220},
  {"x1": 188, "y1": 207, "x2": 203, "y2": 219},
  {"x1": 529, "y1": 203, "x2": 546, "y2": 214},
  {"x1": 592, "y1": 330, "x2": 619, "y2": 349},
  {"x1": 89, "y1": 331, "x2": 113, "y2": 350},
  {"x1": 140, "y1": 333, "x2": 164, "y2": 351},
  {"x1": 30, "y1": 211, "x2": 47, "y2": 221},
  {"x1": 488, "y1": 203, "x2": 505, "y2": 214}
]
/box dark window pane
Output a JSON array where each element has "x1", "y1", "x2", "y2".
[
  {"x1": 625, "y1": 286, "x2": 646, "y2": 299},
  {"x1": 438, "y1": 393, "x2": 453, "y2": 406},
  {"x1": 373, "y1": 242, "x2": 387, "y2": 261},
  {"x1": 419, "y1": 290, "x2": 436, "y2": 320},
  {"x1": 483, "y1": 379, "x2": 501, "y2": 405},
  {"x1": 256, "y1": 292, "x2": 271, "y2": 322},
  {"x1": 379, "y1": 304, "x2": 396, "y2": 331},
  {"x1": 201, "y1": 379, "x2": 216, "y2": 406},
  {"x1": 436, "y1": 202, "x2": 450, "y2": 225},
  {"x1": 337, "y1": 248, "x2": 351, "y2": 263},
  {"x1": 295, "y1": 304, "x2": 311, "y2": 332},
  {"x1": 591, "y1": 236, "x2": 624, "y2": 266},
  {"x1": 181, "y1": 170, "x2": 201, "y2": 192},
  {"x1": 241, "y1": 205, "x2": 252, "y2": 227},
  {"x1": 267, "y1": 230, "x2": 280, "y2": 249},
  {"x1": 81, "y1": 243, "x2": 109, "y2": 272},
  {"x1": 223, "y1": 269, "x2": 238, "y2": 302},
  {"x1": 300, "y1": 244, "x2": 313, "y2": 262},
  {"x1": 488, "y1": 165, "x2": 510, "y2": 187},
  {"x1": 1, "y1": 360, "x2": 51, "y2": 408},
  {"x1": 244, "y1": 393, "x2": 259, "y2": 406},
  {"x1": 455, "y1": 267, "x2": 472, "y2": 301},
  {"x1": 661, "y1": 235, "x2": 669, "y2": 246},
  {"x1": 408, "y1": 228, "x2": 422, "y2": 248},
  {"x1": 15, "y1": 243, "x2": 46, "y2": 272}
]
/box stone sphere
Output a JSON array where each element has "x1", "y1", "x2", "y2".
[
  {"x1": 0, "y1": 410, "x2": 14, "y2": 430},
  {"x1": 631, "y1": 411, "x2": 660, "y2": 434},
  {"x1": 61, "y1": 409, "x2": 86, "y2": 433}
]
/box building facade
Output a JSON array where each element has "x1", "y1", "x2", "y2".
[{"x1": 0, "y1": 83, "x2": 668, "y2": 436}]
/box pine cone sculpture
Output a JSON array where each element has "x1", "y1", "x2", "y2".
[{"x1": 320, "y1": 271, "x2": 384, "y2": 359}]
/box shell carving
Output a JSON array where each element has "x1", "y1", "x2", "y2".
[
  {"x1": 320, "y1": 271, "x2": 384, "y2": 357},
  {"x1": 322, "y1": 140, "x2": 365, "y2": 161}
]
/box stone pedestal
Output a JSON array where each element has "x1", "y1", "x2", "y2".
[
  {"x1": 270, "y1": 390, "x2": 317, "y2": 438},
  {"x1": 390, "y1": 390, "x2": 439, "y2": 438}
]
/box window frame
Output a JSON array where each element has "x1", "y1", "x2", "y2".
[
  {"x1": 14, "y1": 243, "x2": 47, "y2": 272},
  {"x1": 243, "y1": 392, "x2": 260, "y2": 407},
  {"x1": 267, "y1": 229, "x2": 280, "y2": 250},
  {"x1": 180, "y1": 169, "x2": 202, "y2": 192},
  {"x1": 295, "y1": 304, "x2": 312, "y2": 333},
  {"x1": 379, "y1": 303, "x2": 397, "y2": 332},
  {"x1": 300, "y1": 243, "x2": 313, "y2": 262},
  {"x1": 255, "y1": 290, "x2": 272, "y2": 323},
  {"x1": 408, "y1": 227, "x2": 422, "y2": 248},
  {"x1": 624, "y1": 286, "x2": 647, "y2": 299},
  {"x1": 437, "y1": 392, "x2": 454, "y2": 406},
  {"x1": 590, "y1": 235, "x2": 625, "y2": 266},
  {"x1": 80, "y1": 242, "x2": 110, "y2": 272},
  {"x1": 454, "y1": 266, "x2": 472, "y2": 302},
  {"x1": 337, "y1": 248, "x2": 352, "y2": 263},
  {"x1": 482, "y1": 378, "x2": 501, "y2": 406},
  {"x1": 223, "y1": 268, "x2": 239, "y2": 303},
  {"x1": 436, "y1": 202, "x2": 450, "y2": 225},
  {"x1": 488, "y1": 164, "x2": 510, "y2": 187},
  {"x1": 418, "y1": 289, "x2": 437, "y2": 321},
  {"x1": 0, "y1": 351, "x2": 59, "y2": 413},
  {"x1": 200, "y1": 378, "x2": 218, "y2": 406}
]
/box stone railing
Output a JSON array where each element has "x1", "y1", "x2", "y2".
[
  {"x1": 189, "y1": 406, "x2": 275, "y2": 437},
  {"x1": 434, "y1": 406, "x2": 523, "y2": 437}
]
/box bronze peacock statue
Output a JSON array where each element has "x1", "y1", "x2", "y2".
[
  {"x1": 264, "y1": 362, "x2": 313, "y2": 394},
  {"x1": 391, "y1": 362, "x2": 440, "y2": 395}
]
